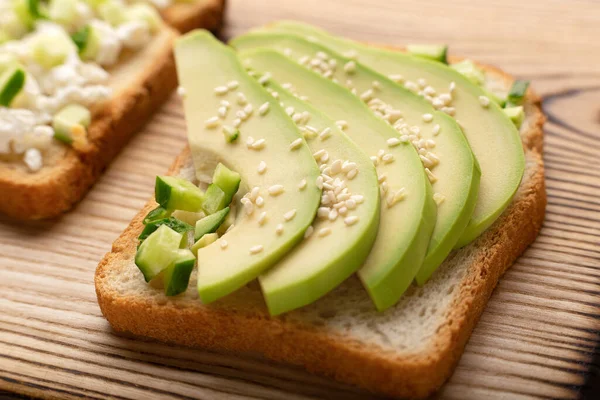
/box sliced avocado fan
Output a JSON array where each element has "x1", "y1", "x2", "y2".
[
  {"x1": 253, "y1": 77, "x2": 381, "y2": 316},
  {"x1": 174, "y1": 31, "x2": 321, "y2": 303},
  {"x1": 265, "y1": 21, "x2": 525, "y2": 250},
  {"x1": 232, "y1": 33, "x2": 479, "y2": 287},
  {"x1": 238, "y1": 48, "x2": 436, "y2": 311}
]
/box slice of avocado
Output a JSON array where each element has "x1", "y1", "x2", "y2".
[
  {"x1": 174, "y1": 31, "x2": 321, "y2": 304},
  {"x1": 266, "y1": 21, "x2": 525, "y2": 249},
  {"x1": 0, "y1": 66, "x2": 25, "y2": 107},
  {"x1": 233, "y1": 34, "x2": 479, "y2": 287},
  {"x1": 191, "y1": 232, "x2": 218, "y2": 256},
  {"x1": 162, "y1": 249, "x2": 196, "y2": 296},
  {"x1": 253, "y1": 76, "x2": 381, "y2": 316},
  {"x1": 194, "y1": 207, "x2": 229, "y2": 240},
  {"x1": 155, "y1": 175, "x2": 204, "y2": 212},
  {"x1": 238, "y1": 48, "x2": 436, "y2": 311},
  {"x1": 407, "y1": 44, "x2": 448, "y2": 64}
]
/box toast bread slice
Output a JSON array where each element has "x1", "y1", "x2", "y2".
[
  {"x1": 95, "y1": 56, "x2": 546, "y2": 399},
  {"x1": 162, "y1": 0, "x2": 227, "y2": 33}
]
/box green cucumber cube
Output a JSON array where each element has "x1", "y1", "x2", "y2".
[
  {"x1": 503, "y1": 106, "x2": 525, "y2": 129},
  {"x1": 407, "y1": 44, "x2": 448, "y2": 64},
  {"x1": 194, "y1": 207, "x2": 229, "y2": 240},
  {"x1": 155, "y1": 176, "x2": 204, "y2": 212},
  {"x1": 0, "y1": 66, "x2": 25, "y2": 107},
  {"x1": 191, "y1": 232, "x2": 218, "y2": 256},
  {"x1": 201, "y1": 183, "x2": 227, "y2": 215},
  {"x1": 135, "y1": 225, "x2": 183, "y2": 282},
  {"x1": 71, "y1": 25, "x2": 90, "y2": 53},
  {"x1": 451, "y1": 60, "x2": 485, "y2": 86},
  {"x1": 143, "y1": 206, "x2": 171, "y2": 224},
  {"x1": 162, "y1": 249, "x2": 196, "y2": 296},
  {"x1": 48, "y1": 0, "x2": 78, "y2": 26},
  {"x1": 138, "y1": 217, "x2": 193, "y2": 247},
  {"x1": 52, "y1": 104, "x2": 91, "y2": 144},
  {"x1": 212, "y1": 163, "x2": 241, "y2": 205},
  {"x1": 507, "y1": 80, "x2": 529, "y2": 106}
]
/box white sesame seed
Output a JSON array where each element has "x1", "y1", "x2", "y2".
[
  {"x1": 385, "y1": 110, "x2": 403, "y2": 123},
  {"x1": 313, "y1": 149, "x2": 326, "y2": 159},
  {"x1": 268, "y1": 185, "x2": 284, "y2": 196},
  {"x1": 233, "y1": 118, "x2": 242, "y2": 128},
  {"x1": 372, "y1": 80, "x2": 382, "y2": 90},
  {"x1": 250, "y1": 186, "x2": 260, "y2": 200},
  {"x1": 251, "y1": 138, "x2": 266, "y2": 150},
  {"x1": 319, "y1": 127, "x2": 332, "y2": 140},
  {"x1": 328, "y1": 209, "x2": 338, "y2": 221},
  {"x1": 420, "y1": 155, "x2": 434, "y2": 168},
  {"x1": 380, "y1": 181, "x2": 388, "y2": 193},
  {"x1": 352, "y1": 195, "x2": 365, "y2": 204},
  {"x1": 417, "y1": 78, "x2": 427, "y2": 88},
  {"x1": 441, "y1": 106, "x2": 456, "y2": 116},
  {"x1": 330, "y1": 160, "x2": 342, "y2": 175},
  {"x1": 237, "y1": 110, "x2": 248, "y2": 121},
  {"x1": 432, "y1": 124, "x2": 441, "y2": 135},
  {"x1": 320, "y1": 152, "x2": 329, "y2": 163},
  {"x1": 338, "y1": 206, "x2": 348, "y2": 216},
  {"x1": 427, "y1": 152, "x2": 440, "y2": 165},
  {"x1": 382, "y1": 154, "x2": 394, "y2": 163},
  {"x1": 177, "y1": 86, "x2": 186, "y2": 97},
  {"x1": 439, "y1": 93, "x2": 452, "y2": 104},
  {"x1": 246, "y1": 136, "x2": 254, "y2": 147},
  {"x1": 433, "y1": 192, "x2": 446, "y2": 205},
  {"x1": 344, "y1": 216, "x2": 359, "y2": 226},
  {"x1": 205, "y1": 117, "x2": 220, "y2": 128},
  {"x1": 275, "y1": 224, "x2": 284, "y2": 236},
  {"x1": 423, "y1": 86, "x2": 436, "y2": 96},
  {"x1": 219, "y1": 239, "x2": 228, "y2": 249},
  {"x1": 244, "y1": 104, "x2": 253, "y2": 115},
  {"x1": 479, "y1": 95, "x2": 490, "y2": 108},
  {"x1": 370, "y1": 156, "x2": 379, "y2": 165},
  {"x1": 449, "y1": 82, "x2": 456, "y2": 92},
  {"x1": 257, "y1": 161, "x2": 267, "y2": 174},
  {"x1": 227, "y1": 80, "x2": 239, "y2": 90},
  {"x1": 220, "y1": 100, "x2": 230, "y2": 108},
  {"x1": 422, "y1": 113, "x2": 434, "y2": 122},
  {"x1": 254, "y1": 102, "x2": 268, "y2": 116},
  {"x1": 404, "y1": 81, "x2": 418, "y2": 91},
  {"x1": 244, "y1": 201, "x2": 254, "y2": 215},
  {"x1": 378, "y1": 173, "x2": 387, "y2": 183},
  {"x1": 316, "y1": 176, "x2": 324, "y2": 189},
  {"x1": 360, "y1": 89, "x2": 374, "y2": 102},
  {"x1": 426, "y1": 139, "x2": 436, "y2": 148},
  {"x1": 285, "y1": 106, "x2": 295, "y2": 116},
  {"x1": 218, "y1": 106, "x2": 227, "y2": 119},
  {"x1": 249, "y1": 245, "x2": 264, "y2": 254},
  {"x1": 343, "y1": 61, "x2": 356, "y2": 74},
  {"x1": 342, "y1": 161, "x2": 357, "y2": 172},
  {"x1": 258, "y1": 211, "x2": 268, "y2": 225},
  {"x1": 289, "y1": 138, "x2": 303, "y2": 151},
  {"x1": 304, "y1": 225, "x2": 314, "y2": 238},
  {"x1": 236, "y1": 92, "x2": 248, "y2": 105},
  {"x1": 214, "y1": 86, "x2": 229, "y2": 95},
  {"x1": 346, "y1": 169, "x2": 358, "y2": 180},
  {"x1": 387, "y1": 137, "x2": 401, "y2": 147},
  {"x1": 425, "y1": 168, "x2": 438, "y2": 183},
  {"x1": 299, "y1": 55, "x2": 309, "y2": 65},
  {"x1": 318, "y1": 207, "x2": 330, "y2": 218},
  {"x1": 284, "y1": 209, "x2": 297, "y2": 221},
  {"x1": 255, "y1": 196, "x2": 264, "y2": 207},
  {"x1": 323, "y1": 70, "x2": 333, "y2": 79},
  {"x1": 345, "y1": 199, "x2": 357, "y2": 209},
  {"x1": 318, "y1": 227, "x2": 332, "y2": 237},
  {"x1": 336, "y1": 120, "x2": 348, "y2": 130},
  {"x1": 298, "y1": 179, "x2": 307, "y2": 190},
  {"x1": 258, "y1": 73, "x2": 271, "y2": 85},
  {"x1": 388, "y1": 74, "x2": 404, "y2": 83}
]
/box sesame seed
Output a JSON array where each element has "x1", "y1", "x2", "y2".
[
  {"x1": 343, "y1": 61, "x2": 356, "y2": 74},
  {"x1": 205, "y1": 117, "x2": 220, "y2": 128},
  {"x1": 236, "y1": 110, "x2": 248, "y2": 121},
  {"x1": 387, "y1": 137, "x2": 401, "y2": 147},
  {"x1": 323, "y1": 70, "x2": 333, "y2": 79},
  {"x1": 220, "y1": 100, "x2": 230, "y2": 108},
  {"x1": 275, "y1": 223, "x2": 285, "y2": 235},
  {"x1": 344, "y1": 216, "x2": 359, "y2": 226},
  {"x1": 251, "y1": 138, "x2": 266, "y2": 150},
  {"x1": 352, "y1": 195, "x2": 365, "y2": 204},
  {"x1": 236, "y1": 92, "x2": 248, "y2": 105},
  {"x1": 255, "y1": 196, "x2": 264, "y2": 207},
  {"x1": 227, "y1": 80, "x2": 239, "y2": 90},
  {"x1": 425, "y1": 168, "x2": 438, "y2": 183},
  {"x1": 382, "y1": 154, "x2": 394, "y2": 163},
  {"x1": 244, "y1": 201, "x2": 254, "y2": 215},
  {"x1": 370, "y1": 156, "x2": 379, "y2": 165},
  {"x1": 320, "y1": 152, "x2": 329, "y2": 163},
  {"x1": 268, "y1": 185, "x2": 284, "y2": 196},
  {"x1": 220, "y1": 240, "x2": 228, "y2": 249},
  {"x1": 432, "y1": 124, "x2": 441, "y2": 135},
  {"x1": 378, "y1": 174, "x2": 387, "y2": 183},
  {"x1": 233, "y1": 118, "x2": 242, "y2": 128},
  {"x1": 439, "y1": 93, "x2": 452, "y2": 104},
  {"x1": 417, "y1": 78, "x2": 427, "y2": 88},
  {"x1": 345, "y1": 199, "x2": 357, "y2": 209},
  {"x1": 423, "y1": 86, "x2": 436, "y2": 96},
  {"x1": 249, "y1": 245, "x2": 264, "y2": 254},
  {"x1": 388, "y1": 74, "x2": 404, "y2": 82},
  {"x1": 380, "y1": 181, "x2": 388, "y2": 193},
  {"x1": 319, "y1": 127, "x2": 332, "y2": 140},
  {"x1": 214, "y1": 86, "x2": 228, "y2": 95},
  {"x1": 479, "y1": 95, "x2": 490, "y2": 108},
  {"x1": 177, "y1": 86, "x2": 186, "y2": 97},
  {"x1": 284, "y1": 209, "x2": 297, "y2": 221},
  {"x1": 330, "y1": 160, "x2": 342, "y2": 175},
  {"x1": 250, "y1": 186, "x2": 260, "y2": 200},
  {"x1": 338, "y1": 206, "x2": 348, "y2": 216},
  {"x1": 342, "y1": 161, "x2": 357, "y2": 172},
  {"x1": 246, "y1": 136, "x2": 254, "y2": 147},
  {"x1": 316, "y1": 176, "x2": 324, "y2": 189},
  {"x1": 244, "y1": 104, "x2": 253, "y2": 115},
  {"x1": 298, "y1": 179, "x2": 307, "y2": 190},
  {"x1": 420, "y1": 155, "x2": 434, "y2": 168},
  {"x1": 318, "y1": 207, "x2": 330, "y2": 218},
  {"x1": 258, "y1": 211, "x2": 268, "y2": 225},
  {"x1": 218, "y1": 106, "x2": 227, "y2": 119},
  {"x1": 318, "y1": 227, "x2": 332, "y2": 237},
  {"x1": 328, "y1": 209, "x2": 338, "y2": 221},
  {"x1": 346, "y1": 169, "x2": 358, "y2": 180},
  {"x1": 257, "y1": 161, "x2": 267, "y2": 174},
  {"x1": 372, "y1": 80, "x2": 382, "y2": 90},
  {"x1": 360, "y1": 89, "x2": 374, "y2": 102},
  {"x1": 304, "y1": 225, "x2": 314, "y2": 238},
  {"x1": 427, "y1": 152, "x2": 440, "y2": 165},
  {"x1": 285, "y1": 106, "x2": 295, "y2": 116},
  {"x1": 336, "y1": 120, "x2": 348, "y2": 130},
  {"x1": 404, "y1": 81, "x2": 418, "y2": 91},
  {"x1": 432, "y1": 98, "x2": 444, "y2": 109},
  {"x1": 258, "y1": 73, "x2": 271, "y2": 85},
  {"x1": 441, "y1": 106, "x2": 456, "y2": 116},
  {"x1": 426, "y1": 139, "x2": 436, "y2": 148},
  {"x1": 433, "y1": 192, "x2": 446, "y2": 205},
  {"x1": 449, "y1": 82, "x2": 456, "y2": 92},
  {"x1": 422, "y1": 113, "x2": 434, "y2": 122},
  {"x1": 299, "y1": 55, "x2": 309, "y2": 65}
]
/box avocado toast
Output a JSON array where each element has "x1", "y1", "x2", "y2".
[
  {"x1": 95, "y1": 26, "x2": 546, "y2": 399},
  {"x1": 0, "y1": 0, "x2": 224, "y2": 220}
]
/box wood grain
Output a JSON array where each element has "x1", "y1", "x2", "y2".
[{"x1": 1, "y1": 0, "x2": 599, "y2": 399}]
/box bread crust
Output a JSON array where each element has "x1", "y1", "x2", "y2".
[
  {"x1": 162, "y1": 0, "x2": 227, "y2": 34},
  {"x1": 95, "y1": 60, "x2": 546, "y2": 399}
]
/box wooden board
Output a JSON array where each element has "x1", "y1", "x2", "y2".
[{"x1": 1, "y1": 0, "x2": 599, "y2": 399}]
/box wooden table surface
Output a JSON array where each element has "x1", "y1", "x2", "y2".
[{"x1": 2, "y1": 0, "x2": 599, "y2": 399}]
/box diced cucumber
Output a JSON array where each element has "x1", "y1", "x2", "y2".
[
  {"x1": 172, "y1": 209, "x2": 205, "y2": 226},
  {"x1": 138, "y1": 217, "x2": 193, "y2": 247},
  {"x1": 503, "y1": 106, "x2": 525, "y2": 129},
  {"x1": 79, "y1": 25, "x2": 102, "y2": 60},
  {"x1": 191, "y1": 232, "x2": 218, "y2": 256},
  {"x1": 71, "y1": 25, "x2": 91, "y2": 53},
  {"x1": 212, "y1": 163, "x2": 241, "y2": 206},
  {"x1": 507, "y1": 80, "x2": 529, "y2": 107},
  {"x1": 98, "y1": 0, "x2": 127, "y2": 26},
  {"x1": 52, "y1": 104, "x2": 91, "y2": 144},
  {"x1": 407, "y1": 44, "x2": 448, "y2": 64},
  {"x1": 194, "y1": 207, "x2": 229, "y2": 240},
  {"x1": 451, "y1": 59, "x2": 485, "y2": 86},
  {"x1": 155, "y1": 175, "x2": 204, "y2": 212},
  {"x1": 162, "y1": 249, "x2": 196, "y2": 296},
  {"x1": 143, "y1": 206, "x2": 171, "y2": 224},
  {"x1": 222, "y1": 126, "x2": 239, "y2": 143},
  {"x1": 32, "y1": 33, "x2": 74, "y2": 69},
  {"x1": 483, "y1": 88, "x2": 507, "y2": 107},
  {"x1": 126, "y1": 4, "x2": 161, "y2": 33},
  {"x1": 201, "y1": 183, "x2": 227, "y2": 215},
  {"x1": 48, "y1": 0, "x2": 78, "y2": 27},
  {"x1": 13, "y1": 0, "x2": 45, "y2": 28},
  {"x1": 134, "y1": 225, "x2": 182, "y2": 282},
  {"x1": 0, "y1": 66, "x2": 25, "y2": 107}
]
